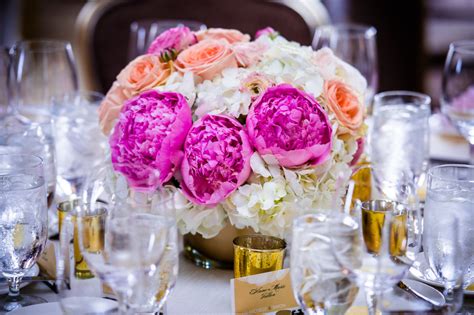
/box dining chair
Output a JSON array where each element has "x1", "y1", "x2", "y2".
[{"x1": 74, "y1": 0, "x2": 330, "y2": 93}]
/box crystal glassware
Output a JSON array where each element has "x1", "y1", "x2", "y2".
[
  {"x1": 9, "y1": 40, "x2": 78, "y2": 118},
  {"x1": 128, "y1": 19, "x2": 206, "y2": 60},
  {"x1": 441, "y1": 41, "x2": 474, "y2": 164},
  {"x1": 312, "y1": 23, "x2": 378, "y2": 108},
  {"x1": 0, "y1": 153, "x2": 48, "y2": 313},
  {"x1": 0, "y1": 119, "x2": 57, "y2": 208},
  {"x1": 52, "y1": 91, "x2": 107, "y2": 199},
  {"x1": 291, "y1": 212, "x2": 360, "y2": 315},
  {"x1": 424, "y1": 165, "x2": 474, "y2": 287},
  {"x1": 371, "y1": 91, "x2": 431, "y2": 188},
  {"x1": 59, "y1": 178, "x2": 179, "y2": 314}
]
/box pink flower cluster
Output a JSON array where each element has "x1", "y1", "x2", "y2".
[
  {"x1": 110, "y1": 90, "x2": 192, "y2": 192},
  {"x1": 147, "y1": 26, "x2": 197, "y2": 59},
  {"x1": 180, "y1": 115, "x2": 252, "y2": 206},
  {"x1": 247, "y1": 84, "x2": 332, "y2": 167}
]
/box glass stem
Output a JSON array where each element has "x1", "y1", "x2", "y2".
[
  {"x1": 115, "y1": 290, "x2": 131, "y2": 315},
  {"x1": 469, "y1": 142, "x2": 474, "y2": 165},
  {"x1": 365, "y1": 289, "x2": 379, "y2": 315},
  {"x1": 8, "y1": 275, "x2": 22, "y2": 298}
]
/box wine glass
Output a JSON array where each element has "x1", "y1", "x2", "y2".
[
  {"x1": 9, "y1": 40, "x2": 78, "y2": 118},
  {"x1": 291, "y1": 212, "x2": 359, "y2": 315},
  {"x1": 424, "y1": 164, "x2": 473, "y2": 304},
  {"x1": 0, "y1": 153, "x2": 48, "y2": 313},
  {"x1": 128, "y1": 19, "x2": 206, "y2": 60},
  {"x1": 0, "y1": 119, "x2": 57, "y2": 209},
  {"x1": 371, "y1": 91, "x2": 431, "y2": 188},
  {"x1": 345, "y1": 166, "x2": 422, "y2": 315},
  {"x1": 313, "y1": 23, "x2": 378, "y2": 107},
  {"x1": 52, "y1": 91, "x2": 107, "y2": 199},
  {"x1": 441, "y1": 40, "x2": 474, "y2": 165}
]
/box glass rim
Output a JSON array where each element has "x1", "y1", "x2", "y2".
[
  {"x1": 293, "y1": 213, "x2": 358, "y2": 233},
  {"x1": 233, "y1": 234, "x2": 286, "y2": 252},
  {"x1": 427, "y1": 164, "x2": 474, "y2": 184},
  {"x1": 316, "y1": 23, "x2": 377, "y2": 38},
  {"x1": 0, "y1": 153, "x2": 43, "y2": 171},
  {"x1": 449, "y1": 40, "x2": 474, "y2": 55},
  {"x1": 374, "y1": 90, "x2": 431, "y2": 106},
  {"x1": 360, "y1": 199, "x2": 407, "y2": 213},
  {"x1": 10, "y1": 40, "x2": 72, "y2": 53}
]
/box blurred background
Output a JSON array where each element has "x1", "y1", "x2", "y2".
[{"x1": 1, "y1": 0, "x2": 473, "y2": 108}]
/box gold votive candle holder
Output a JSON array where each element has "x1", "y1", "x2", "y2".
[
  {"x1": 59, "y1": 199, "x2": 106, "y2": 279},
  {"x1": 233, "y1": 235, "x2": 286, "y2": 278}
]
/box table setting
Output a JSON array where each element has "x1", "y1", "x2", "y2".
[{"x1": 0, "y1": 21, "x2": 473, "y2": 315}]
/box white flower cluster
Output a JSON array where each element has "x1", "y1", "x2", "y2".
[{"x1": 162, "y1": 34, "x2": 364, "y2": 239}]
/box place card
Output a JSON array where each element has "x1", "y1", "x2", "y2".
[{"x1": 231, "y1": 268, "x2": 299, "y2": 314}]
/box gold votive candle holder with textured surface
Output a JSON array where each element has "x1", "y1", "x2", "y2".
[{"x1": 233, "y1": 235, "x2": 286, "y2": 278}]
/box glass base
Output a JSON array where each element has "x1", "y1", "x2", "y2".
[
  {"x1": 0, "y1": 294, "x2": 47, "y2": 313},
  {"x1": 183, "y1": 243, "x2": 233, "y2": 270}
]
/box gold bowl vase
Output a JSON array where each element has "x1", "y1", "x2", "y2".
[{"x1": 183, "y1": 223, "x2": 254, "y2": 269}]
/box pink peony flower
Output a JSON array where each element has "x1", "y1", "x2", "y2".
[
  {"x1": 195, "y1": 28, "x2": 250, "y2": 44},
  {"x1": 110, "y1": 90, "x2": 192, "y2": 192},
  {"x1": 180, "y1": 114, "x2": 252, "y2": 206},
  {"x1": 246, "y1": 84, "x2": 332, "y2": 167},
  {"x1": 255, "y1": 27, "x2": 278, "y2": 39},
  {"x1": 232, "y1": 41, "x2": 268, "y2": 67},
  {"x1": 147, "y1": 26, "x2": 197, "y2": 60}
]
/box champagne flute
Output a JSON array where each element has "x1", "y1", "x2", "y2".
[
  {"x1": 0, "y1": 154, "x2": 48, "y2": 313},
  {"x1": 441, "y1": 41, "x2": 474, "y2": 164},
  {"x1": 291, "y1": 212, "x2": 359, "y2": 315},
  {"x1": 313, "y1": 23, "x2": 378, "y2": 107}
]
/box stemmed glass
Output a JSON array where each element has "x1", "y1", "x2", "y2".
[
  {"x1": 312, "y1": 23, "x2": 378, "y2": 107},
  {"x1": 58, "y1": 173, "x2": 179, "y2": 314},
  {"x1": 371, "y1": 91, "x2": 431, "y2": 188},
  {"x1": 346, "y1": 166, "x2": 422, "y2": 315},
  {"x1": 0, "y1": 154, "x2": 48, "y2": 312},
  {"x1": 52, "y1": 91, "x2": 107, "y2": 199},
  {"x1": 441, "y1": 41, "x2": 474, "y2": 165},
  {"x1": 0, "y1": 120, "x2": 57, "y2": 208},
  {"x1": 424, "y1": 164, "x2": 474, "y2": 312},
  {"x1": 291, "y1": 212, "x2": 360, "y2": 315},
  {"x1": 9, "y1": 40, "x2": 78, "y2": 118},
  {"x1": 128, "y1": 19, "x2": 206, "y2": 60}
]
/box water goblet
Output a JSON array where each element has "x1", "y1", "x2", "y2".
[
  {"x1": 0, "y1": 154, "x2": 48, "y2": 313},
  {"x1": 424, "y1": 164, "x2": 473, "y2": 312},
  {"x1": 441, "y1": 41, "x2": 474, "y2": 164},
  {"x1": 291, "y1": 212, "x2": 360, "y2": 315},
  {"x1": 370, "y1": 91, "x2": 431, "y2": 188}
]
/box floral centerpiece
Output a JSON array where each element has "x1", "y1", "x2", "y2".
[{"x1": 98, "y1": 26, "x2": 366, "y2": 241}]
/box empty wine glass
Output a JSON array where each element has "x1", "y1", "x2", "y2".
[
  {"x1": 291, "y1": 212, "x2": 359, "y2": 315},
  {"x1": 371, "y1": 91, "x2": 431, "y2": 187},
  {"x1": 128, "y1": 19, "x2": 206, "y2": 60},
  {"x1": 313, "y1": 23, "x2": 378, "y2": 107},
  {"x1": 0, "y1": 119, "x2": 57, "y2": 208},
  {"x1": 441, "y1": 40, "x2": 474, "y2": 164},
  {"x1": 424, "y1": 165, "x2": 474, "y2": 288},
  {"x1": 52, "y1": 91, "x2": 107, "y2": 199},
  {"x1": 0, "y1": 154, "x2": 48, "y2": 313},
  {"x1": 9, "y1": 40, "x2": 78, "y2": 118}
]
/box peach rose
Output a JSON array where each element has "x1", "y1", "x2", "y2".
[
  {"x1": 176, "y1": 39, "x2": 237, "y2": 80},
  {"x1": 117, "y1": 54, "x2": 172, "y2": 97},
  {"x1": 195, "y1": 28, "x2": 250, "y2": 44},
  {"x1": 324, "y1": 80, "x2": 363, "y2": 134},
  {"x1": 98, "y1": 81, "x2": 129, "y2": 135}
]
